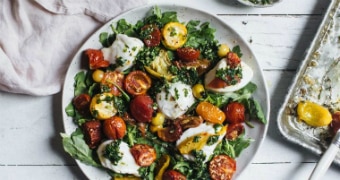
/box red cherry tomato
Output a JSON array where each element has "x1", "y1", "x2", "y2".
[
  {"x1": 162, "y1": 170, "x2": 187, "y2": 180},
  {"x1": 130, "y1": 95, "x2": 154, "y2": 123},
  {"x1": 209, "y1": 155, "x2": 236, "y2": 180},
  {"x1": 82, "y1": 120, "x2": 102, "y2": 149},
  {"x1": 176, "y1": 47, "x2": 200, "y2": 62},
  {"x1": 226, "y1": 123, "x2": 245, "y2": 140},
  {"x1": 124, "y1": 70, "x2": 152, "y2": 96},
  {"x1": 100, "y1": 71, "x2": 125, "y2": 96},
  {"x1": 141, "y1": 24, "x2": 161, "y2": 47},
  {"x1": 73, "y1": 93, "x2": 91, "y2": 116},
  {"x1": 331, "y1": 111, "x2": 340, "y2": 136},
  {"x1": 85, "y1": 49, "x2": 110, "y2": 70},
  {"x1": 130, "y1": 144, "x2": 156, "y2": 166},
  {"x1": 226, "y1": 52, "x2": 241, "y2": 68},
  {"x1": 103, "y1": 116, "x2": 126, "y2": 140},
  {"x1": 223, "y1": 102, "x2": 245, "y2": 124}
]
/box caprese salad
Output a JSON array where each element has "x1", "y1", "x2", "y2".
[{"x1": 62, "y1": 6, "x2": 266, "y2": 180}]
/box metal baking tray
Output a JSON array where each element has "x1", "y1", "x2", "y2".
[{"x1": 277, "y1": 0, "x2": 340, "y2": 165}]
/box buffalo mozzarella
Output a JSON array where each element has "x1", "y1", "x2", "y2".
[{"x1": 101, "y1": 34, "x2": 144, "y2": 72}]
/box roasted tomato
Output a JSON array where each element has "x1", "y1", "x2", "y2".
[
  {"x1": 162, "y1": 170, "x2": 187, "y2": 180},
  {"x1": 226, "y1": 123, "x2": 245, "y2": 140},
  {"x1": 130, "y1": 95, "x2": 154, "y2": 123},
  {"x1": 103, "y1": 116, "x2": 126, "y2": 140},
  {"x1": 176, "y1": 47, "x2": 200, "y2": 62},
  {"x1": 85, "y1": 49, "x2": 110, "y2": 70},
  {"x1": 124, "y1": 70, "x2": 152, "y2": 96},
  {"x1": 223, "y1": 102, "x2": 245, "y2": 124},
  {"x1": 100, "y1": 71, "x2": 125, "y2": 96},
  {"x1": 196, "y1": 101, "x2": 226, "y2": 124},
  {"x1": 209, "y1": 155, "x2": 236, "y2": 180},
  {"x1": 226, "y1": 52, "x2": 241, "y2": 68},
  {"x1": 130, "y1": 144, "x2": 156, "y2": 166},
  {"x1": 161, "y1": 22, "x2": 187, "y2": 50},
  {"x1": 73, "y1": 93, "x2": 91, "y2": 116},
  {"x1": 141, "y1": 24, "x2": 161, "y2": 47},
  {"x1": 82, "y1": 120, "x2": 103, "y2": 149},
  {"x1": 157, "y1": 121, "x2": 183, "y2": 142},
  {"x1": 330, "y1": 111, "x2": 340, "y2": 136}
]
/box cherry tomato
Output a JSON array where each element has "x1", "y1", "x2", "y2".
[
  {"x1": 157, "y1": 121, "x2": 183, "y2": 142},
  {"x1": 73, "y1": 93, "x2": 91, "y2": 116},
  {"x1": 92, "y1": 69, "x2": 105, "y2": 82},
  {"x1": 223, "y1": 102, "x2": 245, "y2": 124},
  {"x1": 209, "y1": 155, "x2": 236, "y2": 180},
  {"x1": 196, "y1": 101, "x2": 226, "y2": 124},
  {"x1": 176, "y1": 47, "x2": 200, "y2": 62},
  {"x1": 226, "y1": 52, "x2": 241, "y2": 68},
  {"x1": 130, "y1": 95, "x2": 154, "y2": 123},
  {"x1": 226, "y1": 123, "x2": 245, "y2": 140},
  {"x1": 130, "y1": 144, "x2": 156, "y2": 167},
  {"x1": 331, "y1": 111, "x2": 340, "y2": 136},
  {"x1": 103, "y1": 116, "x2": 126, "y2": 140},
  {"x1": 162, "y1": 170, "x2": 187, "y2": 180},
  {"x1": 100, "y1": 71, "x2": 125, "y2": 96},
  {"x1": 207, "y1": 77, "x2": 228, "y2": 89},
  {"x1": 82, "y1": 120, "x2": 102, "y2": 149},
  {"x1": 85, "y1": 49, "x2": 110, "y2": 70},
  {"x1": 141, "y1": 24, "x2": 161, "y2": 47},
  {"x1": 124, "y1": 70, "x2": 152, "y2": 96}
]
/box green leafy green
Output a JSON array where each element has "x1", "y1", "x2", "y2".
[
  {"x1": 61, "y1": 128, "x2": 100, "y2": 167},
  {"x1": 103, "y1": 140, "x2": 123, "y2": 165}
]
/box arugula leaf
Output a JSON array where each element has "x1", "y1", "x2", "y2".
[
  {"x1": 74, "y1": 71, "x2": 87, "y2": 96},
  {"x1": 61, "y1": 128, "x2": 100, "y2": 167},
  {"x1": 246, "y1": 97, "x2": 267, "y2": 124},
  {"x1": 214, "y1": 135, "x2": 252, "y2": 158},
  {"x1": 232, "y1": 45, "x2": 243, "y2": 58}
]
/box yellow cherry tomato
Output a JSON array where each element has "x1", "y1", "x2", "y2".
[
  {"x1": 155, "y1": 155, "x2": 170, "y2": 180},
  {"x1": 92, "y1": 69, "x2": 105, "y2": 82},
  {"x1": 196, "y1": 101, "x2": 226, "y2": 124},
  {"x1": 177, "y1": 132, "x2": 210, "y2": 154},
  {"x1": 192, "y1": 84, "x2": 205, "y2": 99},
  {"x1": 89, "y1": 93, "x2": 117, "y2": 120},
  {"x1": 151, "y1": 112, "x2": 166, "y2": 126},
  {"x1": 218, "y1": 44, "x2": 230, "y2": 58},
  {"x1": 150, "y1": 124, "x2": 163, "y2": 133},
  {"x1": 161, "y1": 22, "x2": 187, "y2": 50},
  {"x1": 297, "y1": 101, "x2": 332, "y2": 127}
]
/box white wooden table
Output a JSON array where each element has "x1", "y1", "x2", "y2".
[{"x1": 1, "y1": 0, "x2": 339, "y2": 179}]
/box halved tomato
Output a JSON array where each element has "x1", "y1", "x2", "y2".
[
  {"x1": 124, "y1": 70, "x2": 151, "y2": 96},
  {"x1": 209, "y1": 155, "x2": 236, "y2": 180},
  {"x1": 101, "y1": 71, "x2": 125, "y2": 96},
  {"x1": 141, "y1": 24, "x2": 161, "y2": 47},
  {"x1": 176, "y1": 47, "x2": 200, "y2": 62},
  {"x1": 85, "y1": 49, "x2": 110, "y2": 70}
]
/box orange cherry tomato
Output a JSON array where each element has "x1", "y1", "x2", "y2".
[
  {"x1": 226, "y1": 123, "x2": 244, "y2": 140},
  {"x1": 176, "y1": 47, "x2": 200, "y2": 62},
  {"x1": 124, "y1": 70, "x2": 152, "y2": 96},
  {"x1": 196, "y1": 101, "x2": 226, "y2": 124},
  {"x1": 130, "y1": 144, "x2": 156, "y2": 167},
  {"x1": 103, "y1": 116, "x2": 126, "y2": 140},
  {"x1": 100, "y1": 71, "x2": 125, "y2": 96},
  {"x1": 209, "y1": 155, "x2": 236, "y2": 180},
  {"x1": 85, "y1": 49, "x2": 110, "y2": 70}
]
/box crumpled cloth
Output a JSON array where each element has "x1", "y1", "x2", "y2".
[{"x1": 0, "y1": 0, "x2": 147, "y2": 96}]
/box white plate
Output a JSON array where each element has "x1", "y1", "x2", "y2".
[{"x1": 61, "y1": 3, "x2": 270, "y2": 179}]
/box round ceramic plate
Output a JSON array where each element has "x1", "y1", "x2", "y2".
[{"x1": 61, "y1": 3, "x2": 270, "y2": 179}]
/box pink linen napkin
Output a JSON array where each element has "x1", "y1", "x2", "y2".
[{"x1": 0, "y1": 0, "x2": 147, "y2": 96}]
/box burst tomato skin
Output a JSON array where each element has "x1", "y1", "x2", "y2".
[
  {"x1": 162, "y1": 170, "x2": 187, "y2": 180},
  {"x1": 103, "y1": 116, "x2": 126, "y2": 140},
  {"x1": 223, "y1": 102, "x2": 245, "y2": 124},
  {"x1": 176, "y1": 47, "x2": 200, "y2": 62},
  {"x1": 85, "y1": 49, "x2": 110, "y2": 70},
  {"x1": 130, "y1": 95, "x2": 154, "y2": 123},
  {"x1": 130, "y1": 144, "x2": 156, "y2": 166},
  {"x1": 209, "y1": 155, "x2": 236, "y2": 180},
  {"x1": 100, "y1": 71, "x2": 125, "y2": 96},
  {"x1": 82, "y1": 120, "x2": 103, "y2": 149},
  {"x1": 124, "y1": 70, "x2": 152, "y2": 96},
  {"x1": 73, "y1": 93, "x2": 91, "y2": 116},
  {"x1": 141, "y1": 24, "x2": 161, "y2": 47},
  {"x1": 226, "y1": 123, "x2": 245, "y2": 140}
]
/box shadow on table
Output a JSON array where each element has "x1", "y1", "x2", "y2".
[
  {"x1": 265, "y1": 0, "x2": 331, "y2": 162},
  {"x1": 51, "y1": 92, "x2": 89, "y2": 180}
]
